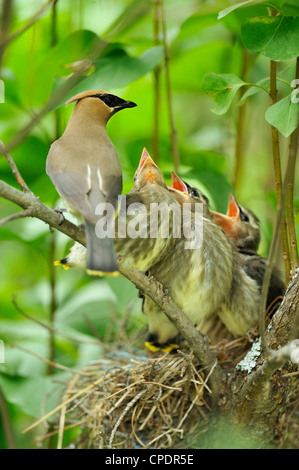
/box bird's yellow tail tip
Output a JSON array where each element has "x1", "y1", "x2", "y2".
[
  {"x1": 86, "y1": 269, "x2": 120, "y2": 278},
  {"x1": 161, "y1": 343, "x2": 179, "y2": 353},
  {"x1": 144, "y1": 341, "x2": 161, "y2": 352},
  {"x1": 144, "y1": 341, "x2": 179, "y2": 353},
  {"x1": 53, "y1": 260, "x2": 69, "y2": 270}
]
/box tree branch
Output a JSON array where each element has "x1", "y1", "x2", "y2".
[
  {"x1": 0, "y1": 140, "x2": 31, "y2": 192},
  {"x1": 286, "y1": 57, "x2": 299, "y2": 272},
  {"x1": 0, "y1": 179, "x2": 85, "y2": 244},
  {"x1": 259, "y1": 117, "x2": 298, "y2": 354},
  {"x1": 269, "y1": 10, "x2": 291, "y2": 283},
  {"x1": 0, "y1": 386, "x2": 16, "y2": 449},
  {"x1": 0, "y1": 176, "x2": 222, "y2": 397},
  {"x1": 0, "y1": 0, "x2": 56, "y2": 50},
  {"x1": 152, "y1": 0, "x2": 161, "y2": 163}
]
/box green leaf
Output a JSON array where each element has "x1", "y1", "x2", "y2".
[
  {"x1": 51, "y1": 46, "x2": 164, "y2": 110},
  {"x1": 201, "y1": 73, "x2": 246, "y2": 114},
  {"x1": 218, "y1": 0, "x2": 287, "y2": 19},
  {"x1": 241, "y1": 16, "x2": 299, "y2": 61},
  {"x1": 218, "y1": 1, "x2": 259, "y2": 19},
  {"x1": 265, "y1": 93, "x2": 299, "y2": 137},
  {"x1": 32, "y1": 30, "x2": 103, "y2": 105},
  {"x1": 0, "y1": 373, "x2": 65, "y2": 418}
]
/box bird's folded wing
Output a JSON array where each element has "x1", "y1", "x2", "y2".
[{"x1": 47, "y1": 171, "x2": 95, "y2": 222}]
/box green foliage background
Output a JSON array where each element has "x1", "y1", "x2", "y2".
[{"x1": 0, "y1": 0, "x2": 298, "y2": 448}]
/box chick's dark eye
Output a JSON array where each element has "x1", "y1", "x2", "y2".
[
  {"x1": 240, "y1": 212, "x2": 249, "y2": 222},
  {"x1": 190, "y1": 189, "x2": 199, "y2": 198}
]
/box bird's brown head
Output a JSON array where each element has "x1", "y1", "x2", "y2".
[
  {"x1": 66, "y1": 90, "x2": 137, "y2": 124},
  {"x1": 133, "y1": 148, "x2": 166, "y2": 190},
  {"x1": 211, "y1": 193, "x2": 260, "y2": 251},
  {"x1": 168, "y1": 172, "x2": 211, "y2": 218}
]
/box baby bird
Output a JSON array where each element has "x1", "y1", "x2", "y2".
[
  {"x1": 143, "y1": 172, "x2": 234, "y2": 351},
  {"x1": 114, "y1": 149, "x2": 181, "y2": 272},
  {"x1": 169, "y1": 176, "x2": 262, "y2": 339},
  {"x1": 46, "y1": 90, "x2": 136, "y2": 276},
  {"x1": 212, "y1": 193, "x2": 285, "y2": 311}
]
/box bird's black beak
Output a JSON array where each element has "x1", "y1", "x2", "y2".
[{"x1": 117, "y1": 100, "x2": 137, "y2": 109}]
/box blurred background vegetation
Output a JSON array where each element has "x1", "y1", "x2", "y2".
[{"x1": 0, "y1": 0, "x2": 298, "y2": 448}]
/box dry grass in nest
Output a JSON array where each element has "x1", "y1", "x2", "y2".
[
  {"x1": 52, "y1": 349, "x2": 214, "y2": 449},
  {"x1": 25, "y1": 297, "x2": 298, "y2": 449},
  {"x1": 30, "y1": 332, "x2": 256, "y2": 450}
]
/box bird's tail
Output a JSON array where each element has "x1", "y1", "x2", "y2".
[{"x1": 85, "y1": 220, "x2": 119, "y2": 277}]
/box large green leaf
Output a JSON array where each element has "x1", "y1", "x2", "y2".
[
  {"x1": 218, "y1": 1, "x2": 287, "y2": 19},
  {"x1": 0, "y1": 373, "x2": 65, "y2": 418},
  {"x1": 265, "y1": 93, "x2": 299, "y2": 137},
  {"x1": 241, "y1": 16, "x2": 299, "y2": 61},
  {"x1": 201, "y1": 73, "x2": 246, "y2": 114},
  {"x1": 32, "y1": 30, "x2": 103, "y2": 105},
  {"x1": 51, "y1": 46, "x2": 164, "y2": 110}
]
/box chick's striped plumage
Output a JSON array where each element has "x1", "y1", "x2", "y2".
[
  {"x1": 143, "y1": 173, "x2": 234, "y2": 350},
  {"x1": 212, "y1": 193, "x2": 285, "y2": 314}
]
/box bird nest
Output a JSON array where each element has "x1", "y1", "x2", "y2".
[
  {"x1": 34, "y1": 333, "x2": 254, "y2": 449},
  {"x1": 55, "y1": 350, "x2": 212, "y2": 449}
]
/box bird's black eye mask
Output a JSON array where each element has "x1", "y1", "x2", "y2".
[{"x1": 91, "y1": 93, "x2": 137, "y2": 109}]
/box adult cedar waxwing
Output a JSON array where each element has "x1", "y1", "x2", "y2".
[
  {"x1": 211, "y1": 193, "x2": 285, "y2": 312},
  {"x1": 143, "y1": 172, "x2": 234, "y2": 351},
  {"x1": 53, "y1": 148, "x2": 180, "y2": 275},
  {"x1": 46, "y1": 89, "x2": 137, "y2": 276}
]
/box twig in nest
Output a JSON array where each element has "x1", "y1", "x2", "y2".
[
  {"x1": 57, "y1": 373, "x2": 81, "y2": 449},
  {"x1": 22, "y1": 374, "x2": 111, "y2": 434},
  {"x1": 108, "y1": 389, "x2": 148, "y2": 449}
]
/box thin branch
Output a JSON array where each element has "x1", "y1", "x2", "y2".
[
  {"x1": 0, "y1": 386, "x2": 16, "y2": 449},
  {"x1": 160, "y1": 0, "x2": 180, "y2": 172},
  {"x1": 12, "y1": 294, "x2": 99, "y2": 345},
  {"x1": 57, "y1": 372, "x2": 80, "y2": 449},
  {"x1": 0, "y1": 0, "x2": 55, "y2": 49},
  {"x1": 259, "y1": 143, "x2": 298, "y2": 353},
  {"x1": 50, "y1": 0, "x2": 58, "y2": 48},
  {"x1": 269, "y1": 10, "x2": 291, "y2": 283},
  {"x1": 233, "y1": 45, "x2": 249, "y2": 193},
  {"x1": 4, "y1": 1, "x2": 152, "y2": 154},
  {"x1": 119, "y1": 268, "x2": 223, "y2": 400},
  {"x1": 0, "y1": 177, "x2": 222, "y2": 397},
  {"x1": 9, "y1": 343, "x2": 95, "y2": 377},
  {"x1": 152, "y1": 0, "x2": 161, "y2": 163},
  {"x1": 0, "y1": 179, "x2": 86, "y2": 244},
  {"x1": 48, "y1": 231, "x2": 57, "y2": 376},
  {"x1": 0, "y1": 208, "x2": 34, "y2": 227},
  {"x1": 286, "y1": 57, "x2": 299, "y2": 272},
  {"x1": 0, "y1": 140, "x2": 31, "y2": 192},
  {"x1": 0, "y1": 0, "x2": 13, "y2": 69},
  {"x1": 267, "y1": 268, "x2": 299, "y2": 348}
]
